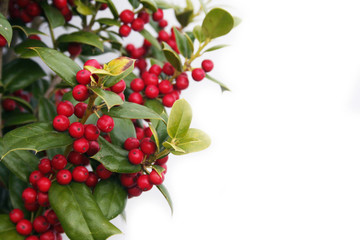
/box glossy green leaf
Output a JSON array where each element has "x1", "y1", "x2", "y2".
[
  {"x1": 0, "y1": 14, "x2": 12, "y2": 46},
  {"x1": 30, "y1": 47, "x2": 81, "y2": 87},
  {"x1": 105, "y1": 102, "x2": 164, "y2": 121},
  {"x1": 202, "y1": 8, "x2": 234, "y2": 39},
  {"x1": 14, "y1": 39, "x2": 47, "y2": 58},
  {"x1": 38, "y1": 97, "x2": 57, "y2": 122},
  {"x1": 0, "y1": 163, "x2": 9, "y2": 187},
  {"x1": 205, "y1": 74, "x2": 230, "y2": 92},
  {"x1": 156, "y1": 184, "x2": 173, "y2": 214},
  {"x1": 171, "y1": 128, "x2": 211, "y2": 155},
  {"x1": 94, "y1": 177, "x2": 127, "y2": 220},
  {"x1": 90, "y1": 88, "x2": 123, "y2": 110},
  {"x1": 0, "y1": 188, "x2": 12, "y2": 214},
  {"x1": 144, "y1": 99, "x2": 165, "y2": 115},
  {"x1": 74, "y1": 0, "x2": 95, "y2": 15},
  {"x1": 57, "y1": 31, "x2": 104, "y2": 51},
  {"x1": 162, "y1": 42, "x2": 182, "y2": 72},
  {"x1": 3, "y1": 112, "x2": 37, "y2": 127},
  {"x1": 92, "y1": 137, "x2": 141, "y2": 173},
  {"x1": 3, "y1": 96, "x2": 33, "y2": 113},
  {"x1": 110, "y1": 118, "x2": 136, "y2": 147},
  {"x1": 2, "y1": 59, "x2": 46, "y2": 93},
  {"x1": 173, "y1": 27, "x2": 193, "y2": 59},
  {"x1": 204, "y1": 44, "x2": 229, "y2": 53},
  {"x1": 129, "y1": 0, "x2": 140, "y2": 9},
  {"x1": 12, "y1": 25, "x2": 47, "y2": 37},
  {"x1": 0, "y1": 214, "x2": 24, "y2": 240},
  {"x1": 175, "y1": 8, "x2": 193, "y2": 28},
  {"x1": 140, "y1": 0, "x2": 158, "y2": 12},
  {"x1": 9, "y1": 174, "x2": 28, "y2": 211},
  {"x1": 167, "y1": 99, "x2": 192, "y2": 139},
  {"x1": 49, "y1": 182, "x2": 122, "y2": 240},
  {"x1": 41, "y1": 3, "x2": 65, "y2": 29},
  {"x1": 163, "y1": 140, "x2": 185, "y2": 153},
  {"x1": 97, "y1": 18, "x2": 121, "y2": 27},
  {"x1": 104, "y1": 0, "x2": 119, "y2": 19},
  {"x1": 140, "y1": 29, "x2": 161, "y2": 50},
  {"x1": 1, "y1": 122, "x2": 73, "y2": 159},
  {"x1": 123, "y1": 72, "x2": 137, "y2": 87},
  {"x1": 151, "y1": 112, "x2": 168, "y2": 148},
  {"x1": 193, "y1": 25, "x2": 206, "y2": 43}
]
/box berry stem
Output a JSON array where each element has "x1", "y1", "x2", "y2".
[{"x1": 80, "y1": 91, "x2": 97, "y2": 124}]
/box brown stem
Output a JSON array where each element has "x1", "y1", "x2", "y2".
[{"x1": 80, "y1": 91, "x2": 97, "y2": 124}]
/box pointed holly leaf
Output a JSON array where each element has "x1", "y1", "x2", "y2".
[
  {"x1": 105, "y1": 102, "x2": 164, "y2": 121},
  {"x1": 0, "y1": 14, "x2": 12, "y2": 46},
  {"x1": 202, "y1": 8, "x2": 234, "y2": 39},
  {"x1": 205, "y1": 74, "x2": 230, "y2": 92},
  {"x1": 57, "y1": 31, "x2": 104, "y2": 51},
  {"x1": 162, "y1": 42, "x2": 182, "y2": 72},
  {"x1": 156, "y1": 184, "x2": 173, "y2": 214},
  {"x1": 41, "y1": 3, "x2": 65, "y2": 29},
  {"x1": 90, "y1": 88, "x2": 123, "y2": 111},
  {"x1": 167, "y1": 99, "x2": 192, "y2": 139},
  {"x1": 0, "y1": 215, "x2": 24, "y2": 240}
]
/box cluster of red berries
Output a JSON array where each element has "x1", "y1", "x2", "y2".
[
  {"x1": 52, "y1": 0, "x2": 74, "y2": 22},
  {"x1": 8, "y1": 0, "x2": 41, "y2": 23},
  {"x1": 2, "y1": 89, "x2": 31, "y2": 112}
]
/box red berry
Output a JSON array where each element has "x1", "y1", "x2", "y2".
[
  {"x1": 143, "y1": 39, "x2": 152, "y2": 48},
  {"x1": 24, "y1": 202, "x2": 39, "y2": 212},
  {"x1": 57, "y1": 101, "x2": 74, "y2": 117},
  {"x1": 52, "y1": 115, "x2": 70, "y2": 132},
  {"x1": 130, "y1": 78, "x2": 145, "y2": 92},
  {"x1": 45, "y1": 210, "x2": 58, "y2": 225},
  {"x1": 118, "y1": 92, "x2": 125, "y2": 101},
  {"x1": 131, "y1": 18, "x2": 144, "y2": 31},
  {"x1": 74, "y1": 102, "x2": 87, "y2": 118},
  {"x1": 162, "y1": 93, "x2": 176, "y2": 107},
  {"x1": 67, "y1": 151, "x2": 83, "y2": 165},
  {"x1": 119, "y1": 9, "x2": 134, "y2": 24},
  {"x1": 201, "y1": 59, "x2": 214, "y2": 72},
  {"x1": 140, "y1": 137, "x2": 156, "y2": 155},
  {"x1": 135, "y1": 127, "x2": 145, "y2": 140},
  {"x1": 29, "y1": 170, "x2": 43, "y2": 186},
  {"x1": 38, "y1": 158, "x2": 51, "y2": 174},
  {"x1": 158, "y1": 80, "x2": 173, "y2": 94},
  {"x1": 22, "y1": 187, "x2": 37, "y2": 204},
  {"x1": 100, "y1": 3, "x2": 108, "y2": 10},
  {"x1": 142, "y1": 72, "x2": 158, "y2": 85},
  {"x1": 127, "y1": 186, "x2": 142, "y2": 197},
  {"x1": 68, "y1": 42, "x2": 82, "y2": 56},
  {"x1": 159, "y1": 19, "x2": 168, "y2": 28},
  {"x1": 159, "y1": 163, "x2": 167, "y2": 174},
  {"x1": 144, "y1": 127, "x2": 152, "y2": 137},
  {"x1": 53, "y1": 224, "x2": 64, "y2": 234},
  {"x1": 52, "y1": 154, "x2": 67, "y2": 170},
  {"x1": 39, "y1": 231, "x2": 55, "y2": 240},
  {"x1": 155, "y1": 155, "x2": 168, "y2": 165},
  {"x1": 16, "y1": 219, "x2": 32, "y2": 236},
  {"x1": 103, "y1": 135, "x2": 112, "y2": 143},
  {"x1": 69, "y1": 122, "x2": 84, "y2": 138},
  {"x1": 128, "y1": 149, "x2": 144, "y2": 165},
  {"x1": 72, "y1": 166, "x2": 89, "y2": 182},
  {"x1": 119, "y1": 24, "x2": 131, "y2": 37},
  {"x1": 72, "y1": 85, "x2": 89, "y2": 101},
  {"x1": 158, "y1": 30, "x2": 169, "y2": 42},
  {"x1": 120, "y1": 173, "x2": 137, "y2": 188},
  {"x1": 124, "y1": 137, "x2": 140, "y2": 151},
  {"x1": 170, "y1": 90, "x2": 180, "y2": 100},
  {"x1": 37, "y1": 177, "x2": 51, "y2": 193},
  {"x1": 85, "y1": 172, "x2": 98, "y2": 188},
  {"x1": 149, "y1": 64, "x2": 162, "y2": 76},
  {"x1": 84, "y1": 59, "x2": 101, "y2": 69},
  {"x1": 26, "y1": 2, "x2": 41, "y2": 17},
  {"x1": 17, "y1": 0, "x2": 30, "y2": 8},
  {"x1": 20, "y1": 10, "x2": 33, "y2": 23},
  {"x1": 145, "y1": 85, "x2": 159, "y2": 99},
  {"x1": 110, "y1": 80, "x2": 126, "y2": 93},
  {"x1": 29, "y1": 35, "x2": 41, "y2": 41},
  {"x1": 96, "y1": 164, "x2": 112, "y2": 179},
  {"x1": 162, "y1": 62, "x2": 175, "y2": 76},
  {"x1": 135, "y1": 58, "x2": 147, "y2": 70},
  {"x1": 56, "y1": 169, "x2": 72, "y2": 185},
  {"x1": 9, "y1": 209, "x2": 24, "y2": 224},
  {"x1": 33, "y1": 216, "x2": 49, "y2": 233},
  {"x1": 175, "y1": 74, "x2": 189, "y2": 90},
  {"x1": 138, "y1": 10, "x2": 150, "y2": 23},
  {"x1": 152, "y1": 8, "x2": 163, "y2": 21},
  {"x1": 137, "y1": 174, "x2": 153, "y2": 191},
  {"x1": 2, "y1": 99, "x2": 16, "y2": 111},
  {"x1": 26, "y1": 236, "x2": 39, "y2": 240},
  {"x1": 73, "y1": 138, "x2": 90, "y2": 153},
  {"x1": 87, "y1": 140, "x2": 100, "y2": 156},
  {"x1": 191, "y1": 68, "x2": 205, "y2": 81},
  {"x1": 37, "y1": 192, "x2": 49, "y2": 207},
  {"x1": 0, "y1": 35, "x2": 7, "y2": 47},
  {"x1": 84, "y1": 124, "x2": 100, "y2": 140},
  {"x1": 76, "y1": 69, "x2": 91, "y2": 85},
  {"x1": 125, "y1": 44, "x2": 135, "y2": 53},
  {"x1": 53, "y1": 0, "x2": 67, "y2": 9},
  {"x1": 97, "y1": 115, "x2": 114, "y2": 133}
]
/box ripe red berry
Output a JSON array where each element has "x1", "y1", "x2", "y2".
[
  {"x1": 137, "y1": 174, "x2": 153, "y2": 191},
  {"x1": 159, "y1": 163, "x2": 167, "y2": 174},
  {"x1": 135, "y1": 127, "x2": 145, "y2": 140},
  {"x1": 37, "y1": 192, "x2": 49, "y2": 207},
  {"x1": 69, "y1": 122, "x2": 84, "y2": 138},
  {"x1": 72, "y1": 84, "x2": 89, "y2": 101},
  {"x1": 191, "y1": 68, "x2": 205, "y2": 81},
  {"x1": 57, "y1": 101, "x2": 74, "y2": 117},
  {"x1": 100, "y1": 3, "x2": 108, "y2": 10},
  {"x1": 158, "y1": 19, "x2": 168, "y2": 28},
  {"x1": 125, "y1": 44, "x2": 135, "y2": 53},
  {"x1": 119, "y1": 24, "x2": 131, "y2": 37},
  {"x1": 119, "y1": 9, "x2": 134, "y2": 24},
  {"x1": 29, "y1": 35, "x2": 41, "y2": 41},
  {"x1": 87, "y1": 140, "x2": 100, "y2": 156},
  {"x1": 140, "y1": 138, "x2": 156, "y2": 155},
  {"x1": 144, "y1": 127, "x2": 153, "y2": 137},
  {"x1": 20, "y1": 10, "x2": 33, "y2": 23},
  {"x1": 97, "y1": 115, "x2": 114, "y2": 133},
  {"x1": 85, "y1": 172, "x2": 98, "y2": 188},
  {"x1": 103, "y1": 135, "x2": 112, "y2": 143},
  {"x1": 26, "y1": 2, "x2": 41, "y2": 17},
  {"x1": 76, "y1": 69, "x2": 91, "y2": 85},
  {"x1": 158, "y1": 30, "x2": 169, "y2": 42},
  {"x1": 201, "y1": 59, "x2": 214, "y2": 72},
  {"x1": 138, "y1": 10, "x2": 150, "y2": 23},
  {"x1": 142, "y1": 72, "x2": 158, "y2": 85},
  {"x1": 110, "y1": 80, "x2": 126, "y2": 93},
  {"x1": 130, "y1": 78, "x2": 145, "y2": 92},
  {"x1": 68, "y1": 42, "x2": 82, "y2": 56},
  {"x1": 96, "y1": 164, "x2": 112, "y2": 179},
  {"x1": 124, "y1": 137, "x2": 140, "y2": 151},
  {"x1": 162, "y1": 62, "x2": 175, "y2": 76},
  {"x1": 143, "y1": 39, "x2": 152, "y2": 48},
  {"x1": 158, "y1": 80, "x2": 173, "y2": 94},
  {"x1": 33, "y1": 216, "x2": 49, "y2": 233},
  {"x1": 17, "y1": 0, "x2": 30, "y2": 8},
  {"x1": 175, "y1": 74, "x2": 189, "y2": 90},
  {"x1": 131, "y1": 18, "x2": 145, "y2": 31},
  {"x1": 152, "y1": 8, "x2": 163, "y2": 21},
  {"x1": 83, "y1": 124, "x2": 100, "y2": 141},
  {"x1": 38, "y1": 158, "x2": 51, "y2": 174},
  {"x1": 73, "y1": 138, "x2": 90, "y2": 153},
  {"x1": 67, "y1": 151, "x2": 83, "y2": 165},
  {"x1": 155, "y1": 155, "x2": 168, "y2": 165},
  {"x1": 53, "y1": 224, "x2": 64, "y2": 234},
  {"x1": 74, "y1": 102, "x2": 87, "y2": 118},
  {"x1": 145, "y1": 85, "x2": 159, "y2": 99},
  {"x1": 120, "y1": 173, "x2": 137, "y2": 188},
  {"x1": 127, "y1": 186, "x2": 142, "y2": 197},
  {"x1": 2, "y1": 99, "x2": 16, "y2": 111},
  {"x1": 52, "y1": 115, "x2": 70, "y2": 132},
  {"x1": 9, "y1": 209, "x2": 24, "y2": 224},
  {"x1": 170, "y1": 90, "x2": 180, "y2": 100},
  {"x1": 29, "y1": 170, "x2": 43, "y2": 186},
  {"x1": 52, "y1": 154, "x2": 67, "y2": 170},
  {"x1": 72, "y1": 166, "x2": 89, "y2": 182},
  {"x1": 162, "y1": 93, "x2": 176, "y2": 107},
  {"x1": 22, "y1": 187, "x2": 37, "y2": 204},
  {"x1": 24, "y1": 202, "x2": 39, "y2": 212},
  {"x1": 39, "y1": 231, "x2": 55, "y2": 240},
  {"x1": 0, "y1": 35, "x2": 7, "y2": 47},
  {"x1": 37, "y1": 177, "x2": 51, "y2": 192},
  {"x1": 25, "y1": 235, "x2": 39, "y2": 240},
  {"x1": 45, "y1": 210, "x2": 58, "y2": 225},
  {"x1": 149, "y1": 170, "x2": 164, "y2": 185},
  {"x1": 135, "y1": 58, "x2": 147, "y2": 70},
  {"x1": 84, "y1": 59, "x2": 101, "y2": 69},
  {"x1": 149, "y1": 64, "x2": 162, "y2": 76},
  {"x1": 16, "y1": 219, "x2": 33, "y2": 236},
  {"x1": 53, "y1": 0, "x2": 67, "y2": 9},
  {"x1": 56, "y1": 169, "x2": 72, "y2": 185},
  {"x1": 128, "y1": 149, "x2": 144, "y2": 165}
]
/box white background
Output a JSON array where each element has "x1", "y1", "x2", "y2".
[{"x1": 60, "y1": 0, "x2": 360, "y2": 239}]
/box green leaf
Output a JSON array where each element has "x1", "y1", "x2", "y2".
[
  {"x1": 0, "y1": 214, "x2": 24, "y2": 240},
  {"x1": 1, "y1": 122, "x2": 73, "y2": 159},
  {"x1": 205, "y1": 74, "x2": 230, "y2": 92},
  {"x1": 49, "y1": 182, "x2": 122, "y2": 240},
  {"x1": 105, "y1": 102, "x2": 164, "y2": 121},
  {"x1": 201, "y1": 8, "x2": 234, "y2": 39},
  {"x1": 0, "y1": 14, "x2": 12, "y2": 46},
  {"x1": 30, "y1": 47, "x2": 81, "y2": 87},
  {"x1": 12, "y1": 25, "x2": 47, "y2": 37},
  {"x1": 57, "y1": 31, "x2": 104, "y2": 51},
  {"x1": 156, "y1": 184, "x2": 173, "y2": 214},
  {"x1": 92, "y1": 137, "x2": 141, "y2": 173},
  {"x1": 104, "y1": 0, "x2": 119, "y2": 19},
  {"x1": 0, "y1": 163, "x2": 9, "y2": 187},
  {"x1": 41, "y1": 3, "x2": 65, "y2": 29},
  {"x1": 175, "y1": 8, "x2": 193, "y2": 28},
  {"x1": 110, "y1": 118, "x2": 136, "y2": 147},
  {"x1": 38, "y1": 97, "x2": 57, "y2": 122},
  {"x1": 3, "y1": 112, "x2": 37, "y2": 127},
  {"x1": 144, "y1": 99, "x2": 165, "y2": 115},
  {"x1": 140, "y1": 29, "x2": 161, "y2": 50},
  {"x1": 103, "y1": 57, "x2": 135, "y2": 87},
  {"x1": 94, "y1": 177, "x2": 127, "y2": 220},
  {"x1": 167, "y1": 99, "x2": 192, "y2": 139},
  {"x1": 9, "y1": 174, "x2": 28, "y2": 212},
  {"x1": 3, "y1": 96, "x2": 33, "y2": 113},
  {"x1": 204, "y1": 44, "x2": 229, "y2": 53},
  {"x1": 140, "y1": 0, "x2": 158, "y2": 12},
  {"x1": 96, "y1": 18, "x2": 121, "y2": 27},
  {"x1": 0, "y1": 188, "x2": 12, "y2": 214},
  {"x1": 90, "y1": 88, "x2": 123, "y2": 111},
  {"x1": 173, "y1": 27, "x2": 193, "y2": 59},
  {"x1": 193, "y1": 25, "x2": 206, "y2": 43},
  {"x1": 151, "y1": 112, "x2": 168, "y2": 148},
  {"x1": 14, "y1": 39, "x2": 47, "y2": 58},
  {"x1": 129, "y1": 0, "x2": 140, "y2": 9},
  {"x1": 74, "y1": 0, "x2": 95, "y2": 15},
  {"x1": 171, "y1": 128, "x2": 211, "y2": 155},
  {"x1": 163, "y1": 140, "x2": 185, "y2": 153},
  {"x1": 162, "y1": 42, "x2": 182, "y2": 72}
]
